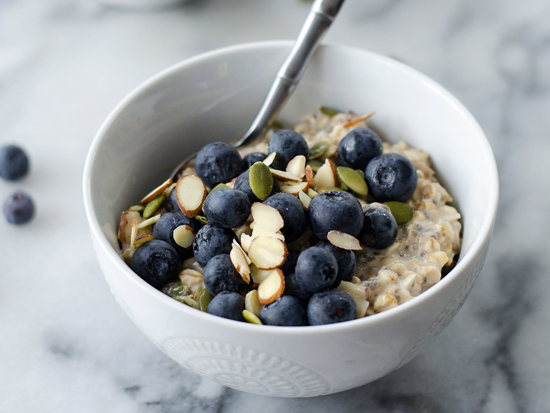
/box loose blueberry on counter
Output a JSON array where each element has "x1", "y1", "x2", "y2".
[
  {"x1": 243, "y1": 152, "x2": 267, "y2": 169},
  {"x1": 365, "y1": 153, "x2": 418, "y2": 202},
  {"x1": 168, "y1": 187, "x2": 181, "y2": 213},
  {"x1": 203, "y1": 254, "x2": 249, "y2": 296},
  {"x1": 284, "y1": 272, "x2": 314, "y2": 302},
  {"x1": 318, "y1": 242, "x2": 356, "y2": 287},
  {"x1": 131, "y1": 240, "x2": 181, "y2": 289},
  {"x1": 203, "y1": 188, "x2": 251, "y2": 229},
  {"x1": 207, "y1": 291, "x2": 246, "y2": 322},
  {"x1": 359, "y1": 205, "x2": 398, "y2": 249},
  {"x1": 307, "y1": 290, "x2": 356, "y2": 325},
  {"x1": 192, "y1": 224, "x2": 236, "y2": 267},
  {"x1": 337, "y1": 128, "x2": 383, "y2": 170},
  {"x1": 3, "y1": 192, "x2": 34, "y2": 225},
  {"x1": 279, "y1": 250, "x2": 296, "y2": 276},
  {"x1": 0, "y1": 145, "x2": 29, "y2": 181},
  {"x1": 308, "y1": 191, "x2": 364, "y2": 241},
  {"x1": 260, "y1": 295, "x2": 308, "y2": 326},
  {"x1": 234, "y1": 169, "x2": 280, "y2": 203},
  {"x1": 267, "y1": 129, "x2": 308, "y2": 170},
  {"x1": 153, "y1": 211, "x2": 202, "y2": 260},
  {"x1": 194, "y1": 142, "x2": 244, "y2": 188},
  {"x1": 295, "y1": 246, "x2": 338, "y2": 294},
  {"x1": 263, "y1": 193, "x2": 307, "y2": 243}
]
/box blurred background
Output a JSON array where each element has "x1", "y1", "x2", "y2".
[{"x1": 1, "y1": 0, "x2": 549, "y2": 412}]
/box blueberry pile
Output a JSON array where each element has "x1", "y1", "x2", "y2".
[
  {"x1": 0, "y1": 145, "x2": 34, "y2": 225},
  {"x1": 121, "y1": 117, "x2": 419, "y2": 327}
]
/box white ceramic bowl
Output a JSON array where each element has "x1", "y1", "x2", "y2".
[{"x1": 83, "y1": 41, "x2": 498, "y2": 397}]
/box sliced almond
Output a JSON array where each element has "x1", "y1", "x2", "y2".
[
  {"x1": 252, "y1": 225, "x2": 285, "y2": 242},
  {"x1": 248, "y1": 236, "x2": 287, "y2": 270},
  {"x1": 245, "y1": 289, "x2": 263, "y2": 316},
  {"x1": 342, "y1": 112, "x2": 374, "y2": 129},
  {"x1": 241, "y1": 233, "x2": 252, "y2": 253},
  {"x1": 175, "y1": 174, "x2": 207, "y2": 218},
  {"x1": 269, "y1": 168, "x2": 302, "y2": 183},
  {"x1": 230, "y1": 241, "x2": 251, "y2": 283},
  {"x1": 250, "y1": 203, "x2": 284, "y2": 232},
  {"x1": 134, "y1": 233, "x2": 154, "y2": 247},
  {"x1": 279, "y1": 181, "x2": 309, "y2": 196},
  {"x1": 173, "y1": 225, "x2": 195, "y2": 248},
  {"x1": 130, "y1": 219, "x2": 138, "y2": 247},
  {"x1": 327, "y1": 230, "x2": 362, "y2": 251},
  {"x1": 305, "y1": 165, "x2": 316, "y2": 190},
  {"x1": 140, "y1": 178, "x2": 173, "y2": 205},
  {"x1": 307, "y1": 188, "x2": 319, "y2": 198},
  {"x1": 137, "y1": 213, "x2": 161, "y2": 229},
  {"x1": 313, "y1": 158, "x2": 338, "y2": 189},
  {"x1": 263, "y1": 152, "x2": 277, "y2": 167},
  {"x1": 232, "y1": 239, "x2": 251, "y2": 265},
  {"x1": 118, "y1": 210, "x2": 143, "y2": 244},
  {"x1": 286, "y1": 155, "x2": 306, "y2": 178},
  {"x1": 250, "y1": 265, "x2": 273, "y2": 285},
  {"x1": 257, "y1": 269, "x2": 285, "y2": 305},
  {"x1": 298, "y1": 190, "x2": 312, "y2": 211}
]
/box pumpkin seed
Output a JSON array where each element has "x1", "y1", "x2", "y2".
[
  {"x1": 319, "y1": 106, "x2": 340, "y2": 117},
  {"x1": 126, "y1": 205, "x2": 145, "y2": 213},
  {"x1": 195, "y1": 215, "x2": 209, "y2": 225},
  {"x1": 249, "y1": 161, "x2": 273, "y2": 201},
  {"x1": 143, "y1": 193, "x2": 165, "y2": 218},
  {"x1": 308, "y1": 140, "x2": 330, "y2": 160},
  {"x1": 243, "y1": 310, "x2": 263, "y2": 325},
  {"x1": 176, "y1": 295, "x2": 198, "y2": 308},
  {"x1": 212, "y1": 183, "x2": 229, "y2": 191},
  {"x1": 306, "y1": 159, "x2": 323, "y2": 172},
  {"x1": 337, "y1": 167, "x2": 368, "y2": 196},
  {"x1": 317, "y1": 187, "x2": 345, "y2": 193},
  {"x1": 198, "y1": 288, "x2": 213, "y2": 312},
  {"x1": 162, "y1": 282, "x2": 191, "y2": 298},
  {"x1": 134, "y1": 234, "x2": 154, "y2": 247},
  {"x1": 383, "y1": 201, "x2": 414, "y2": 225},
  {"x1": 355, "y1": 169, "x2": 365, "y2": 179}
]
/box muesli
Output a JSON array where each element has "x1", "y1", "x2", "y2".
[{"x1": 117, "y1": 108, "x2": 461, "y2": 326}]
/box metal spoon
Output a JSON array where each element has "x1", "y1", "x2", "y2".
[{"x1": 170, "y1": 0, "x2": 345, "y2": 181}]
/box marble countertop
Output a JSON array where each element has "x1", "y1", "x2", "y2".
[{"x1": 1, "y1": 0, "x2": 549, "y2": 411}]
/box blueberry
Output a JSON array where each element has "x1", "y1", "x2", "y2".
[
  {"x1": 284, "y1": 272, "x2": 314, "y2": 302},
  {"x1": 192, "y1": 224, "x2": 236, "y2": 267},
  {"x1": 365, "y1": 153, "x2": 418, "y2": 202},
  {"x1": 359, "y1": 205, "x2": 398, "y2": 249},
  {"x1": 3, "y1": 191, "x2": 34, "y2": 225},
  {"x1": 263, "y1": 193, "x2": 307, "y2": 243},
  {"x1": 337, "y1": 128, "x2": 383, "y2": 170},
  {"x1": 131, "y1": 240, "x2": 181, "y2": 289},
  {"x1": 153, "y1": 211, "x2": 202, "y2": 260},
  {"x1": 233, "y1": 169, "x2": 279, "y2": 203},
  {"x1": 308, "y1": 191, "x2": 364, "y2": 241},
  {"x1": 260, "y1": 295, "x2": 307, "y2": 326},
  {"x1": 267, "y1": 129, "x2": 308, "y2": 170},
  {"x1": 243, "y1": 152, "x2": 267, "y2": 169},
  {"x1": 307, "y1": 290, "x2": 356, "y2": 325},
  {"x1": 203, "y1": 188, "x2": 251, "y2": 228},
  {"x1": 203, "y1": 254, "x2": 249, "y2": 295},
  {"x1": 168, "y1": 187, "x2": 181, "y2": 212},
  {"x1": 194, "y1": 142, "x2": 244, "y2": 188},
  {"x1": 207, "y1": 291, "x2": 245, "y2": 322},
  {"x1": 279, "y1": 250, "x2": 296, "y2": 276},
  {"x1": 0, "y1": 145, "x2": 29, "y2": 181},
  {"x1": 318, "y1": 242, "x2": 356, "y2": 287},
  {"x1": 295, "y1": 246, "x2": 338, "y2": 294}
]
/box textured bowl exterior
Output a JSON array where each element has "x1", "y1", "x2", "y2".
[{"x1": 84, "y1": 42, "x2": 498, "y2": 397}]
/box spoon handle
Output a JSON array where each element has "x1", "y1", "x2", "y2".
[{"x1": 234, "y1": 0, "x2": 345, "y2": 146}]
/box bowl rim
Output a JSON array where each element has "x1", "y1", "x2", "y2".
[{"x1": 83, "y1": 40, "x2": 499, "y2": 336}]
